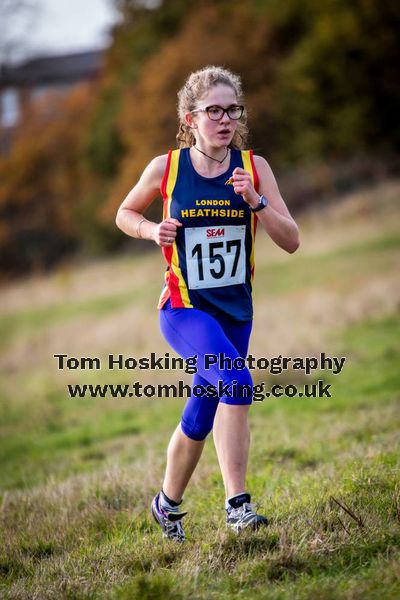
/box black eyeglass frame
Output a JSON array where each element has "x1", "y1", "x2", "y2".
[{"x1": 190, "y1": 104, "x2": 245, "y2": 121}]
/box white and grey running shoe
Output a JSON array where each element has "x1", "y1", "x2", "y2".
[
  {"x1": 226, "y1": 493, "x2": 269, "y2": 533},
  {"x1": 151, "y1": 492, "x2": 187, "y2": 542}
]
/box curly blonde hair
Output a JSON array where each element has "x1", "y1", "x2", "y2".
[{"x1": 176, "y1": 65, "x2": 248, "y2": 150}]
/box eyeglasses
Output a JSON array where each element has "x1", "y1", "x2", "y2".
[{"x1": 191, "y1": 104, "x2": 244, "y2": 121}]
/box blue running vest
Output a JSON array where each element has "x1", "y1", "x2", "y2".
[{"x1": 158, "y1": 147, "x2": 259, "y2": 321}]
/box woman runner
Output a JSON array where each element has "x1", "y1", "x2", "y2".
[{"x1": 116, "y1": 66, "x2": 300, "y2": 542}]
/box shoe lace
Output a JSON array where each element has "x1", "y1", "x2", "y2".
[
  {"x1": 229, "y1": 502, "x2": 257, "y2": 519},
  {"x1": 165, "y1": 518, "x2": 185, "y2": 540}
]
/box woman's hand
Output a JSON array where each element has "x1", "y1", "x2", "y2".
[
  {"x1": 231, "y1": 167, "x2": 259, "y2": 208},
  {"x1": 153, "y1": 217, "x2": 182, "y2": 247}
]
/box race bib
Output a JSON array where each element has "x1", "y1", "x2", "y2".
[{"x1": 185, "y1": 225, "x2": 246, "y2": 290}]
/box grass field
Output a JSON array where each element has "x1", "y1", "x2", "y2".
[{"x1": 0, "y1": 181, "x2": 399, "y2": 599}]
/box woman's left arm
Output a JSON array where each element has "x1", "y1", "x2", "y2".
[{"x1": 232, "y1": 155, "x2": 300, "y2": 253}]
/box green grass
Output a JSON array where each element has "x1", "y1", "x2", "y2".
[
  {"x1": 0, "y1": 311, "x2": 399, "y2": 599},
  {"x1": 1, "y1": 230, "x2": 398, "y2": 349},
  {"x1": 255, "y1": 231, "x2": 400, "y2": 295},
  {"x1": 0, "y1": 184, "x2": 399, "y2": 598},
  {"x1": 0, "y1": 283, "x2": 161, "y2": 351}
]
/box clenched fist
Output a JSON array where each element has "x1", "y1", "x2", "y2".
[
  {"x1": 231, "y1": 167, "x2": 259, "y2": 208},
  {"x1": 153, "y1": 217, "x2": 182, "y2": 247}
]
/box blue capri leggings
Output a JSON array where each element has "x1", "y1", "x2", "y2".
[{"x1": 159, "y1": 298, "x2": 253, "y2": 441}]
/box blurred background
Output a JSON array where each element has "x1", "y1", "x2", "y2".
[
  {"x1": 0, "y1": 0, "x2": 399, "y2": 485},
  {"x1": 0, "y1": 3, "x2": 399, "y2": 597},
  {"x1": 0, "y1": 0, "x2": 399, "y2": 278}
]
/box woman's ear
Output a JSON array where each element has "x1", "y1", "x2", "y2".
[{"x1": 184, "y1": 112, "x2": 197, "y2": 129}]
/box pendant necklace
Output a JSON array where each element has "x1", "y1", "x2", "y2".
[{"x1": 193, "y1": 145, "x2": 229, "y2": 164}]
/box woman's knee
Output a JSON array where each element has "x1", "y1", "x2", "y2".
[
  {"x1": 181, "y1": 397, "x2": 218, "y2": 441},
  {"x1": 180, "y1": 418, "x2": 213, "y2": 441},
  {"x1": 219, "y1": 367, "x2": 253, "y2": 405}
]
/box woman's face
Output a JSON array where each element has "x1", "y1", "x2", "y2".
[{"x1": 186, "y1": 83, "x2": 239, "y2": 149}]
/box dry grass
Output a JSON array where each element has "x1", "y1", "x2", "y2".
[
  {"x1": 0, "y1": 179, "x2": 399, "y2": 599},
  {"x1": 1, "y1": 179, "x2": 399, "y2": 374}
]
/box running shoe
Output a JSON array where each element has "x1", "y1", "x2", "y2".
[
  {"x1": 151, "y1": 492, "x2": 188, "y2": 542},
  {"x1": 226, "y1": 493, "x2": 269, "y2": 532}
]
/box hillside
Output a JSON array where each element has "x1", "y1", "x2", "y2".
[{"x1": 0, "y1": 180, "x2": 399, "y2": 599}]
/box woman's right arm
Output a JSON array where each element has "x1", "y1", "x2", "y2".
[{"x1": 115, "y1": 154, "x2": 182, "y2": 247}]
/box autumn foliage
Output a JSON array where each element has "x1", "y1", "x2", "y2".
[
  {"x1": 0, "y1": 84, "x2": 98, "y2": 276},
  {"x1": 1, "y1": 0, "x2": 399, "y2": 278}
]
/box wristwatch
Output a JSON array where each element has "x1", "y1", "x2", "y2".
[{"x1": 250, "y1": 194, "x2": 269, "y2": 212}]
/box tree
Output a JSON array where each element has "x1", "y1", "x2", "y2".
[{"x1": 0, "y1": 0, "x2": 38, "y2": 65}]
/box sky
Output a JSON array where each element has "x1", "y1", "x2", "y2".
[{"x1": 1, "y1": 0, "x2": 122, "y2": 63}]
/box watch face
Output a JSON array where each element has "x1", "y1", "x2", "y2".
[{"x1": 251, "y1": 195, "x2": 267, "y2": 212}]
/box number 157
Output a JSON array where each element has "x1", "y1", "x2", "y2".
[{"x1": 191, "y1": 240, "x2": 241, "y2": 281}]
